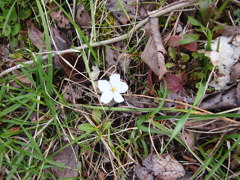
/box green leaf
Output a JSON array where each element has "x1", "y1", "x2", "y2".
[
  {"x1": 188, "y1": 16, "x2": 202, "y2": 27},
  {"x1": 19, "y1": 9, "x2": 31, "y2": 20},
  {"x1": 3, "y1": 24, "x2": 11, "y2": 36},
  {"x1": 78, "y1": 123, "x2": 98, "y2": 132},
  {"x1": 199, "y1": 0, "x2": 214, "y2": 25},
  {"x1": 102, "y1": 122, "x2": 111, "y2": 131},
  {"x1": 168, "y1": 47, "x2": 177, "y2": 60},
  {"x1": 3, "y1": 7, "x2": 17, "y2": 22},
  {"x1": 212, "y1": 25, "x2": 223, "y2": 32},
  {"x1": 181, "y1": 53, "x2": 190, "y2": 62},
  {"x1": 10, "y1": 37, "x2": 18, "y2": 47},
  {"x1": 11, "y1": 23, "x2": 20, "y2": 35},
  {"x1": 92, "y1": 109, "x2": 102, "y2": 124},
  {"x1": 179, "y1": 33, "x2": 200, "y2": 45}
]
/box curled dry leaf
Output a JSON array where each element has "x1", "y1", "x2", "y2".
[
  {"x1": 27, "y1": 21, "x2": 46, "y2": 51},
  {"x1": 49, "y1": 4, "x2": 71, "y2": 29},
  {"x1": 75, "y1": 3, "x2": 91, "y2": 27},
  {"x1": 135, "y1": 154, "x2": 186, "y2": 180},
  {"x1": 141, "y1": 18, "x2": 167, "y2": 80},
  {"x1": 106, "y1": 0, "x2": 156, "y2": 24},
  {"x1": 57, "y1": 53, "x2": 86, "y2": 82}
]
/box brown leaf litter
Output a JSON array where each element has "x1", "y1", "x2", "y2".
[
  {"x1": 27, "y1": 20, "x2": 47, "y2": 51},
  {"x1": 135, "y1": 154, "x2": 186, "y2": 180},
  {"x1": 105, "y1": 41, "x2": 131, "y2": 74},
  {"x1": 48, "y1": 141, "x2": 79, "y2": 178},
  {"x1": 49, "y1": 4, "x2": 71, "y2": 29},
  {"x1": 106, "y1": 0, "x2": 156, "y2": 24},
  {"x1": 141, "y1": 18, "x2": 167, "y2": 80},
  {"x1": 75, "y1": 3, "x2": 91, "y2": 27}
]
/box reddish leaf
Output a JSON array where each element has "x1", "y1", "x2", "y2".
[
  {"x1": 168, "y1": 35, "x2": 198, "y2": 52},
  {"x1": 165, "y1": 73, "x2": 184, "y2": 93},
  {"x1": 182, "y1": 41, "x2": 198, "y2": 52},
  {"x1": 167, "y1": 36, "x2": 181, "y2": 48}
]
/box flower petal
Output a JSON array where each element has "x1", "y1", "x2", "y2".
[
  {"x1": 98, "y1": 80, "x2": 111, "y2": 92},
  {"x1": 113, "y1": 92, "x2": 124, "y2": 103},
  {"x1": 110, "y1": 74, "x2": 121, "y2": 86},
  {"x1": 115, "y1": 81, "x2": 128, "y2": 93},
  {"x1": 100, "y1": 91, "x2": 113, "y2": 104}
]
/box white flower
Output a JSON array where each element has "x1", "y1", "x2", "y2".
[{"x1": 98, "y1": 74, "x2": 128, "y2": 104}]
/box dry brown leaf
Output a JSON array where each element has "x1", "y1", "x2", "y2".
[
  {"x1": 63, "y1": 84, "x2": 83, "y2": 104},
  {"x1": 105, "y1": 41, "x2": 130, "y2": 73},
  {"x1": 230, "y1": 62, "x2": 240, "y2": 82},
  {"x1": 57, "y1": 53, "x2": 86, "y2": 82},
  {"x1": 135, "y1": 154, "x2": 186, "y2": 180},
  {"x1": 106, "y1": 0, "x2": 156, "y2": 24},
  {"x1": 199, "y1": 87, "x2": 239, "y2": 111},
  {"x1": 51, "y1": 26, "x2": 71, "y2": 51},
  {"x1": 141, "y1": 18, "x2": 167, "y2": 80},
  {"x1": 51, "y1": 142, "x2": 79, "y2": 178},
  {"x1": 181, "y1": 130, "x2": 195, "y2": 150},
  {"x1": 75, "y1": 3, "x2": 91, "y2": 27},
  {"x1": 222, "y1": 25, "x2": 240, "y2": 37},
  {"x1": 237, "y1": 83, "x2": 240, "y2": 105},
  {"x1": 27, "y1": 21, "x2": 46, "y2": 51},
  {"x1": 10, "y1": 59, "x2": 32, "y2": 85},
  {"x1": 49, "y1": 4, "x2": 71, "y2": 29}
]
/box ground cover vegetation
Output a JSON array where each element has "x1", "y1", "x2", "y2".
[{"x1": 0, "y1": 0, "x2": 240, "y2": 179}]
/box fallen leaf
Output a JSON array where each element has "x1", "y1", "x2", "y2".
[
  {"x1": 51, "y1": 26, "x2": 71, "y2": 51},
  {"x1": 51, "y1": 142, "x2": 79, "y2": 178},
  {"x1": 7, "y1": 126, "x2": 20, "y2": 132},
  {"x1": 230, "y1": 62, "x2": 240, "y2": 82},
  {"x1": 165, "y1": 73, "x2": 184, "y2": 93},
  {"x1": 63, "y1": 83, "x2": 83, "y2": 104},
  {"x1": 10, "y1": 58, "x2": 32, "y2": 85},
  {"x1": 236, "y1": 83, "x2": 240, "y2": 105},
  {"x1": 49, "y1": 4, "x2": 71, "y2": 29},
  {"x1": 199, "y1": 87, "x2": 239, "y2": 111},
  {"x1": 222, "y1": 25, "x2": 240, "y2": 37},
  {"x1": 135, "y1": 165, "x2": 154, "y2": 180},
  {"x1": 135, "y1": 154, "x2": 186, "y2": 180},
  {"x1": 57, "y1": 53, "x2": 86, "y2": 82},
  {"x1": 141, "y1": 18, "x2": 167, "y2": 80},
  {"x1": 27, "y1": 21, "x2": 46, "y2": 50},
  {"x1": 75, "y1": 3, "x2": 91, "y2": 27},
  {"x1": 106, "y1": 0, "x2": 156, "y2": 24},
  {"x1": 181, "y1": 130, "x2": 195, "y2": 150},
  {"x1": 105, "y1": 41, "x2": 130, "y2": 73}
]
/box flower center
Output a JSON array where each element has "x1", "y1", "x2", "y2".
[{"x1": 111, "y1": 87, "x2": 116, "y2": 92}]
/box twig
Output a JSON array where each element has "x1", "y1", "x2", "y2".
[
  {"x1": 230, "y1": 0, "x2": 240, "y2": 7},
  {"x1": 0, "y1": 0, "x2": 198, "y2": 77}
]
